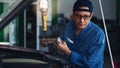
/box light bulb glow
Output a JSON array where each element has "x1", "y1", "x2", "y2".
[{"x1": 40, "y1": 0, "x2": 48, "y2": 13}]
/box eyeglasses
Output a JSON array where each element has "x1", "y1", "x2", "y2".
[{"x1": 74, "y1": 14, "x2": 91, "y2": 20}]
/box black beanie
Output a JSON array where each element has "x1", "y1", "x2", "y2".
[{"x1": 73, "y1": 0, "x2": 93, "y2": 12}]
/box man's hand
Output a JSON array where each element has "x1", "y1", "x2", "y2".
[{"x1": 56, "y1": 41, "x2": 71, "y2": 55}]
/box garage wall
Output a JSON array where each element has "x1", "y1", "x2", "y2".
[{"x1": 57, "y1": 0, "x2": 116, "y2": 20}]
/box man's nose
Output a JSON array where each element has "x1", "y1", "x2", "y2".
[{"x1": 79, "y1": 17, "x2": 84, "y2": 23}]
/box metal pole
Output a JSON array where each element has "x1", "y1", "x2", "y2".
[
  {"x1": 24, "y1": 9, "x2": 26, "y2": 48},
  {"x1": 98, "y1": 0, "x2": 114, "y2": 68},
  {"x1": 36, "y1": 1, "x2": 40, "y2": 50}
]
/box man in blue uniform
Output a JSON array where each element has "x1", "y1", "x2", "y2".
[{"x1": 56, "y1": 0, "x2": 106, "y2": 68}]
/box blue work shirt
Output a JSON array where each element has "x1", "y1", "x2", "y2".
[{"x1": 60, "y1": 20, "x2": 106, "y2": 68}]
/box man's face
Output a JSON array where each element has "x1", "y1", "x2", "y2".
[{"x1": 73, "y1": 7, "x2": 92, "y2": 30}]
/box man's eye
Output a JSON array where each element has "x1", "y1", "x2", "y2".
[
  {"x1": 83, "y1": 15, "x2": 90, "y2": 17},
  {"x1": 83, "y1": 16, "x2": 90, "y2": 18}
]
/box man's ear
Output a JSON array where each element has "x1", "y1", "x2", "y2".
[{"x1": 90, "y1": 12, "x2": 93, "y2": 19}]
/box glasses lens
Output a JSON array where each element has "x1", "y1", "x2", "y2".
[
  {"x1": 83, "y1": 15, "x2": 90, "y2": 20},
  {"x1": 74, "y1": 14, "x2": 91, "y2": 20}
]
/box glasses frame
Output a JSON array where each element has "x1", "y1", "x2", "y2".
[{"x1": 73, "y1": 13, "x2": 92, "y2": 20}]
